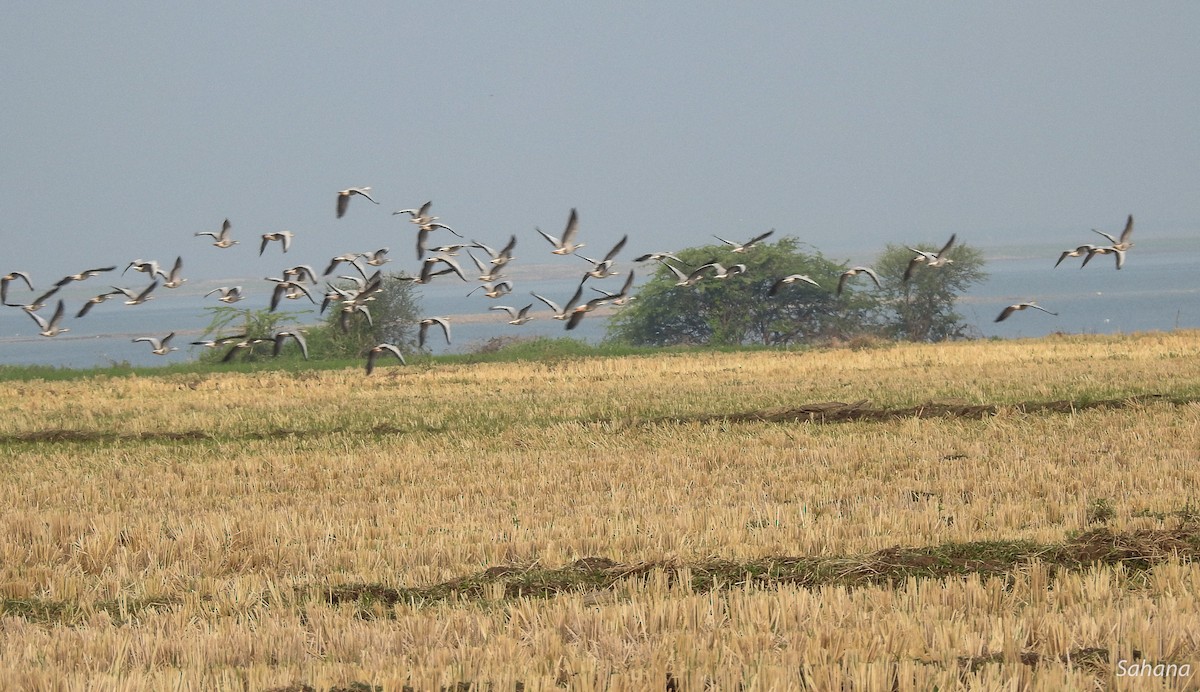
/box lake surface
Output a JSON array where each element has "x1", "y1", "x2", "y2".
[{"x1": 0, "y1": 237, "x2": 1195, "y2": 369}]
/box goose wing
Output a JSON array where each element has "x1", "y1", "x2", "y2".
[
  {"x1": 746, "y1": 229, "x2": 775, "y2": 247},
  {"x1": 936, "y1": 233, "x2": 956, "y2": 257},
  {"x1": 1119, "y1": 214, "x2": 1134, "y2": 244},
  {"x1": 559, "y1": 208, "x2": 580, "y2": 246},
  {"x1": 601, "y1": 234, "x2": 628, "y2": 263}
]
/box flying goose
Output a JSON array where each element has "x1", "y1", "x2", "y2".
[
  {"x1": 566, "y1": 270, "x2": 635, "y2": 330},
  {"x1": 195, "y1": 219, "x2": 238, "y2": 248},
  {"x1": 76, "y1": 289, "x2": 125, "y2": 317},
  {"x1": 393, "y1": 200, "x2": 444, "y2": 228},
  {"x1": 7, "y1": 285, "x2": 61, "y2": 312},
  {"x1": 260, "y1": 231, "x2": 294, "y2": 255},
  {"x1": 399, "y1": 255, "x2": 467, "y2": 284},
  {"x1": 536, "y1": 208, "x2": 584, "y2": 255},
  {"x1": 995, "y1": 301, "x2": 1058, "y2": 323},
  {"x1": 1091, "y1": 214, "x2": 1135, "y2": 252},
  {"x1": 466, "y1": 280, "x2": 514, "y2": 299},
  {"x1": 205, "y1": 286, "x2": 244, "y2": 303},
  {"x1": 281, "y1": 264, "x2": 320, "y2": 285},
  {"x1": 769, "y1": 274, "x2": 820, "y2": 296},
  {"x1": 337, "y1": 187, "x2": 378, "y2": 218},
  {"x1": 466, "y1": 250, "x2": 508, "y2": 282},
  {"x1": 338, "y1": 302, "x2": 373, "y2": 333},
  {"x1": 490, "y1": 304, "x2": 535, "y2": 325},
  {"x1": 123, "y1": 259, "x2": 161, "y2": 277},
  {"x1": 532, "y1": 284, "x2": 584, "y2": 320},
  {"x1": 221, "y1": 337, "x2": 268, "y2": 363},
  {"x1": 577, "y1": 234, "x2": 628, "y2": 279},
  {"x1": 27, "y1": 300, "x2": 68, "y2": 337},
  {"x1": 365, "y1": 343, "x2": 406, "y2": 375},
  {"x1": 361, "y1": 248, "x2": 390, "y2": 266},
  {"x1": 1054, "y1": 244, "x2": 1097, "y2": 268},
  {"x1": 836, "y1": 267, "x2": 881, "y2": 295},
  {"x1": 694, "y1": 262, "x2": 747, "y2": 280},
  {"x1": 133, "y1": 332, "x2": 178, "y2": 355},
  {"x1": 714, "y1": 229, "x2": 774, "y2": 253},
  {"x1": 272, "y1": 330, "x2": 309, "y2": 360},
  {"x1": 1, "y1": 271, "x2": 34, "y2": 304},
  {"x1": 634, "y1": 251, "x2": 681, "y2": 263},
  {"x1": 588, "y1": 272, "x2": 637, "y2": 306},
  {"x1": 663, "y1": 261, "x2": 710, "y2": 287},
  {"x1": 324, "y1": 253, "x2": 367, "y2": 277},
  {"x1": 113, "y1": 281, "x2": 159, "y2": 306},
  {"x1": 903, "y1": 234, "x2": 956, "y2": 282},
  {"x1": 1081, "y1": 245, "x2": 1126, "y2": 270},
  {"x1": 473, "y1": 235, "x2": 517, "y2": 266},
  {"x1": 157, "y1": 256, "x2": 186, "y2": 288},
  {"x1": 418, "y1": 317, "x2": 452, "y2": 348},
  {"x1": 190, "y1": 333, "x2": 248, "y2": 348},
  {"x1": 268, "y1": 279, "x2": 315, "y2": 311},
  {"x1": 396, "y1": 202, "x2": 461, "y2": 258},
  {"x1": 54, "y1": 266, "x2": 116, "y2": 287}
]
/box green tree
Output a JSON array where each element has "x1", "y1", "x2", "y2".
[
  {"x1": 873, "y1": 241, "x2": 988, "y2": 342},
  {"x1": 305, "y1": 272, "x2": 423, "y2": 358},
  {"x1": 606, "y1": 237, "x2": 881, "y2": 347},
  {"x1": 195, "y1": 305, "x2": 312, "y2": 363}
]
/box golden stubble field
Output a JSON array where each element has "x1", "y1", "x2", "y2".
[{"x1": 2, "y1": 331, "x2": 1199, "y2": 690}]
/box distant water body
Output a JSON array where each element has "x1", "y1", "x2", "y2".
[{"x1": 0, "y1": 237, "x2": 1195, "y2": 369}]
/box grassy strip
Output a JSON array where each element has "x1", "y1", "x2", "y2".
[
  {"x1": 668, "y1": 393, "x2": 1181, "y2": 425},
  {"x1": 11, "y1": 527, "x2": 1188, "y2": 627},
  {"x1": 0, "y1": 596, "x2": 178, "y2": 627},
  {"x1": 321, "y1": 526, "x2": 1200, "y2": 609},
  {"x1": 5, "y1": 392, "x2": 1188, "y2": 446}
]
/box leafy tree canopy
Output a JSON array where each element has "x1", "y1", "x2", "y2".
[
  {"x1": 872, "y1": 241, "x2": 988, "y2": 342},
  {"x1": 606, "y1": 237, "x2": 879, "y2": 347}
]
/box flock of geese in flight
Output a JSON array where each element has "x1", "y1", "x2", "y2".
[{"x1": 2, "y1": 189, "x2": 1135, "y2": 373}]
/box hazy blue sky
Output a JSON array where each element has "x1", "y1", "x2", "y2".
[{"x1": 2, "y1": 2, "x2": 1196, "y2": 284}]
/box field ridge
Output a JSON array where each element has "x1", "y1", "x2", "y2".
[{"x1": 320, "y1": 525, "x2": 1200, "y2": 609}]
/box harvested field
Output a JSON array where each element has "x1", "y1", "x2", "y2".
[{"x1": 1, "y1": 331, "x2": 1199, "y2": 689}]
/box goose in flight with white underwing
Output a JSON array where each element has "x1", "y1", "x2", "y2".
[
  {"x1": 76, "y1": 289, "x2": 125, "y2": 317},
  {"x1": 272, "y1": 330, "x2": 309, "y2": 360},
  {"x1": 491, "y1": 304, "x2": 535, "y2": 325},
  {"x1": 205, "y1": 286, "x2": 244, "y2": 303},
  {"x1": 536, "y1": 208, "x2": 584, "y2": 255},
  {"x1": 260, "y1": 231, "x2": 294, "y2": 255},
  {"x1": 418, "y1": 317, "x2": 452, "y2": 348},
  {"x1": 769, "y1": 274, "x2": 820, "y2": 297},
  {"x1": 995, "y1": 301, "x2": 1058, "y2": 323},
  {"x1": 566, "y1": 270, "x2": 635, "y2": 330},
  {"x1": 578, "y1": 234, "x2": 628, "y2": 279},
  {"x1": 1, "y1": 271, "x2": 34, "y2": 305},
  {"x1": 531, "y1": 283, "x2": 585, "y2": 320},
  {"x1": 54, "y1": 266, "x2": 116, "y2": 288},
  {"x1": 903, "y1": 234, "x2": 956, "y2": 282},
  {"x1": 337, "y1": 187, "x2": 378, "y2": 218},
  {"x1": 6, "y1": 284, "x2": 60, "y2": 312},
  {"x1": 27, "y1": 300, "x2": 69, "y2": 337},
  {"x1": 195, "y1": 219, "x2": 238, "y2": 248},
  {"x1": 156, "y1": 256, "x2": 186, "y2": 288},
  {"x1": 365, "y1": 343, "x2": 406, "y2": 375},
  {"x1": 133, "y1": 332, "x2": 178, "y2": 355},
  {"x1": 836, "y1": 267, "x2": 881, "y2": 295},
  {"x1": 714, "y1": 229, "x2": 774, "y2": 253},
  {"x1": 1091, "y1": 214, "x2": 1135, "y2": 252},
  {"x1": 663, "y1": 261, "x2": 709, "y2": 287},
  {"x1": 1055, "y1": 244, "x2": 1097, "y2": 268},
  {"x1": 112, "y1": 281, "x2": 159, "y2": 306},
  {"x1": 589, "y1": 272, "x2": 637, "y2": 306}
]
